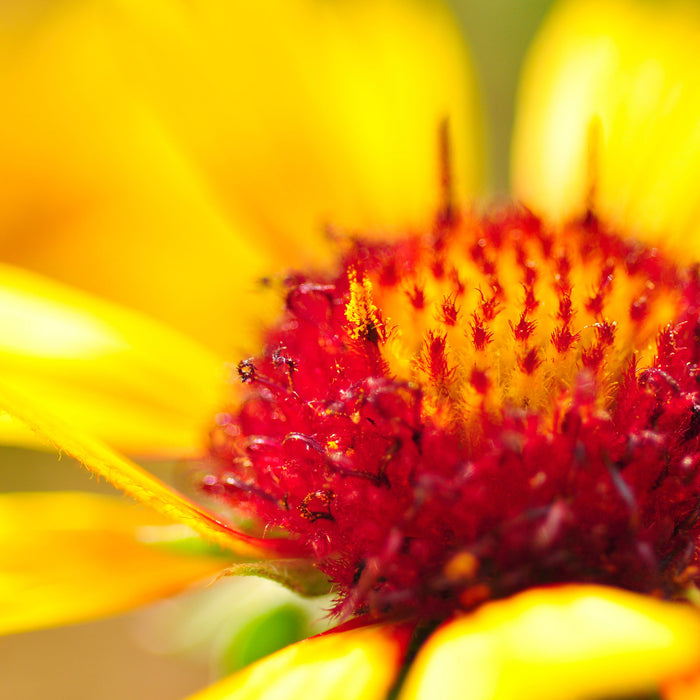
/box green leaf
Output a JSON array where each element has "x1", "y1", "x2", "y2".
[{"x1": 220, "y1": 604, "x2": 309, "y2": 675}]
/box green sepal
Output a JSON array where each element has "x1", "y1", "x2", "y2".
[{"x1": 219, "y1": 558, "x2": 332, "y2": 597}]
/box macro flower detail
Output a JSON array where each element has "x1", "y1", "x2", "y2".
[
  {"x1": 205, "y1": 206, "x2": 700, "y2": 620},
  {"x1": 3, "y1": 0, "x2": 700, "y2": 698}
]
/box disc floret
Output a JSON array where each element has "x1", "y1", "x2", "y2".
[{"x1": 204, "y1": 208, "x2": 700, "y2": 618}]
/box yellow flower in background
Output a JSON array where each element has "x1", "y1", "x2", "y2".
[
  {"x1": 2, "y1": 1, "x2": 700, "y2": 699},
  {"x1": 0, "y1": 0, "x2": 479, "y2": 453}
]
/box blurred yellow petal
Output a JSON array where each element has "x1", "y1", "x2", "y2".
[
  {"x1": 187, "y1": 623, "x2": 410, "y2": 700},
  {"x1": 0, "y1": 380, "x2": 292, "y2": 559},
  {"x1": 0, "y1": 0, "x2": 482, "y2": 354},
  {"x1": 0, "y1": 491, "x2": 227, "y2": 635},
  {"x1": 0, "y1": 262, "x2": 225, "y2": 455},
  {"x1": 0, "y1": 0, "x2": 288, "y2": 355},
  {"x1": 512, "y1": 0, "x2": 700, "y2": 256},
  {"x1": 663, "y1": 670, "x2": 700, "y2": 700},
  {"x1": 401, "y1": 585, "x2": 700, "y2": 700}
]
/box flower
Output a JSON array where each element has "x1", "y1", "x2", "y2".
[{"x1": 2, "y1": 1, "x2": 700, "y2": 699}]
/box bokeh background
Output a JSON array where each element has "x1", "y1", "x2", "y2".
[{"x1": 0, "y1": 1, "x2": 555, "y2": 697}]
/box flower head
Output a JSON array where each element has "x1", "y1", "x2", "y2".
[
  {"x1": 2, "y1": 0, "x2": 700, "y2": 699},
  {"x1": 205, "y1": 205, "x2": 700, "y2": 622}
]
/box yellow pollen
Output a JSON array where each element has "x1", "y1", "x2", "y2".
[{"x1": 345, "y1": 268, "x2": 386, "y2": 343}]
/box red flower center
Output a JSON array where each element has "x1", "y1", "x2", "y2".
[{"x1": 203, "y1": 207, "x2": 700, "y2": 618}]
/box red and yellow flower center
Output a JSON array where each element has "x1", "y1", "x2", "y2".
[{"x1": 204, "y1": 207, "x2": 700, "y2": 618}]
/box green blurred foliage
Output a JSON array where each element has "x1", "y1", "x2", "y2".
[{"x1": 220, "y1": 604, "x2": 310, "y2": 675}]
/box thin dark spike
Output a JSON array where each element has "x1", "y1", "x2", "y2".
[{"x1": 439, "y1": 118, "x2": 455, "y2": 224}]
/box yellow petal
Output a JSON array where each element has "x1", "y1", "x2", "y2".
[
  {"x1": 0, "y1": 0, "x2": 482, "y2": 354},
  {"x1": 187, "y1": 623, "x2": 410, "y2": 700},
  {"x1": 512, "y1": 0, "x2": 700, "y2": 256},
  {"x1": 0, "y1": 0, "x2": 282, "y2": 355},
  {"x1": 0, "y1": 491, "x2": 228, "y2": 635},
  {"x1": 663, "y1": 670, "x2": 700, "y2": 700},
  {"x1": 0, "y1": 379, "x2": 294, "y2": 559},
  {"x1": 0, "y1": 262, "x2": 225, "y2": 456},
  {"x1": 400, "y1": 585, "x2": 700, "y2": 700}
]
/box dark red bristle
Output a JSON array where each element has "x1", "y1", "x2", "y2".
[
  {"x1": 596, "y1": 320, "x2": 617, "y2": 346},
  {"x1": 510, "y1": 312, "x2": 537, "y2": 342},
  {"x1": 581, "y1": 344, "x2": 605, "y2": 370},
  {"x1": 470, "y1": 315, "x2": 493, "y2": 351},
  {"x1": 406, "y1": 283, "x2": 426, "y2": 310},
  {"x1": 470, "y1": 368, "x2": 490, "y2": 394},
  {"x1": 551, "y1": 325, "x2": 580, "y2": 353},
  {"x1": 479, "y1": 291, "x2": 500, "y2": 321},
  {"x1": 558, "y1": 291, "x2": 574, "y2": 323},
  {"x1": 439, "y1": 295, "x2": 460, "y2": 326},
  {"x1": 518, "y1": 347, "x2": 542, "y2": 375},
  {"x1": 449, "y1": 268, "x2": 466, "y2": 296},
  {"x1": 630, "y1": 296, "x2": 649, "y2": 322},
  {"x1": 523, "y1": 261, "x2": 538, "y2": 287},
  {"x1": 421, "y1": 331, "x2": 455, "y2": 387},
  {"x1": 522, "y1": 284, "x2": 539, "y2": 314}
]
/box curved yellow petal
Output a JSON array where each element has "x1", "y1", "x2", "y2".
[
  {"x1": 0, "y1": 491, "x2": 227, "y2": 635},
  {"x1": 512, "y1": 0, "x2": 700, "y2": 256},
  {"x1": 400, "y1": 585, "x2": 700, "y2": 700},
  {"x1": 0, "y1": 262, "x2": 225, "y2": 456},
  {"x1": 0, "y1": 379, "x2": 295, "y2": 559},
  {"x1": 0, "y1": 0, "x2": 482, "y2": 354},
  {"x1": 187, "y1": 623, "x2": 410, "y2": 700}
]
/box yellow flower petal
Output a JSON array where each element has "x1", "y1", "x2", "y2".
[
  {"x1": 512, "y1": 0, "x2": 700, "y2": 255},
  {"x1": 0, "y1": 379, "x2": 292, "y2": 559},
  {"x1": 0, "y1": 0, "x2": 283, "y2": 355},
  {"x1": 400, "y1": 585, "x2": 700, "y2": 700},
  {"x1": 0, "y1": 262, "x2": 225, "y2": 455},
  {"x1": 0, "y1": 491, "x2": 227, "y2": 635},
  {"x1": 0, "y1": 0, "x2": 482, "y2": 353},
  {"x1": 187, "y1": 623, "x2": 410, "y2": 700},
  {"x1": 663, "y1": 670, "x2": 700, "y2": 700}
]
